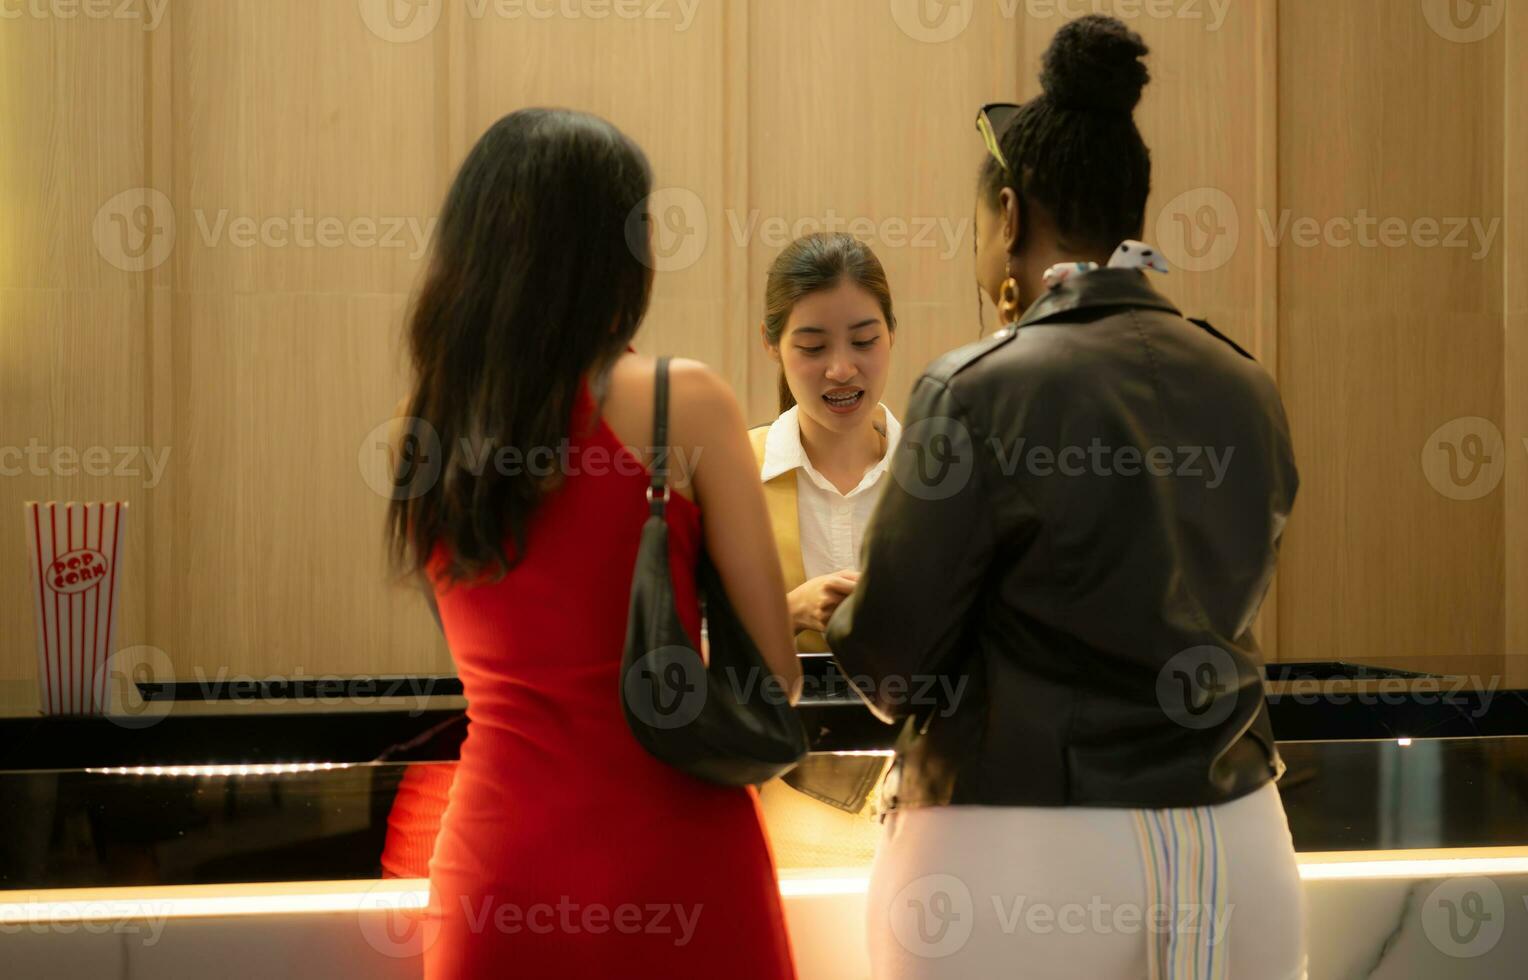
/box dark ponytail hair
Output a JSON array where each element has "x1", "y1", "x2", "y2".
[
  {"x1": 387, "y1": 109, "x2": 654, "y2": 584},
  {"x1": 979, "y1": 15, "x2": 1152, "y2": 254},
  {"x1": 762, "y1": 233, "x2": 896, "y2": 414}
]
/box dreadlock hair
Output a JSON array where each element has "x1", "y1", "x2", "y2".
[{"x1": 979, "y1": 15, "x2": 1153, "y2": 255}]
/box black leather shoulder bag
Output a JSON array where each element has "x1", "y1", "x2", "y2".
[{"x1": 620, "y1": 357, "x2": 808, "y2": 786}]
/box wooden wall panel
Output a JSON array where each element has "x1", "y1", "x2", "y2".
[
  {"x1": 159, "y1": 0, "x2": 451, "y2": 677},
  {"x1": 1505, "y1": 2, "x2": 1528, "y2": 688},
  {"x1": 458, "y1": 2, "x2": 734, "y2": 376},
  {"x1": 4, "y1": 0, "x2": 1524, "y2": 691},
  {"x1": 1277, "y1": 0, "x2": 1506, "y2": 676},
  {"x1": 1, "y1": 15, "x2": 150, "y2": 682},
  {"x1": 743, "y1": 0, "x2": 1018, "y2": 428},
  {"x1": 0, "y1": 295, "x2": 151, "y2": 684}
]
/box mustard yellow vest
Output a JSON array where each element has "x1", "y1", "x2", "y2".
[
  {"x1": 747, "y1": 425, "x2": 887, "y2": 862},
  {"x1": 747, "y1": 424, "x2": 828, "y2": 653}
]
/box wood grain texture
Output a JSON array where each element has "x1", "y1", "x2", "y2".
[
  {"x1": 743, "y1": 0, "x2": 1017, "y2": 428},
  {"x1": 1277, "y1": 0, "x2": 1506, "y2": 674},
  {"x1": 456, "y1": 0, "x2": 731, "y2": 370},
  {"x1": 3, "y1": 0, "x2": 1522, "y2": 687},
  {"x1": 1, "y1": 13, "x2": 151, "y2": 682},
  {"x1": 1506, "y1": 1, "x2": 1528, "y2": 689},
  {"x1": 153, "y1": 1, "x2": 450, "y2": 678}
]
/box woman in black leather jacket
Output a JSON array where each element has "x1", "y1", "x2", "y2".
[{"x1": 827, "y1": 16, "x2": 1305, "y2": 980}]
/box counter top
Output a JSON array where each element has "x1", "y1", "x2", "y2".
[{"x1": 3, "y1": 734, "x2": 1528, "y2": 891}]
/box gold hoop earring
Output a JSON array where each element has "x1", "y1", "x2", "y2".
[{"x1": 998, "y1": 276, "x2": 1022, "y2": 326}]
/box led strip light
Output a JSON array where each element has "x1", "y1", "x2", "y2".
[
  {"x1": 7, "y1": 851, "x2": 1528, "y2": 925},
  {"x1": 84, "y1": 762, "x2": 354, "y2": 778}
]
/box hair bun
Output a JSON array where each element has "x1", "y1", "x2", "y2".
[{"x1": 1040, "y1": 14, "x2": 1150, "y2": 115}]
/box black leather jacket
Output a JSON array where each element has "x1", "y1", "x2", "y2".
[{"x1": 826, "y1": 269, "x2": 1297, "y2": 811}]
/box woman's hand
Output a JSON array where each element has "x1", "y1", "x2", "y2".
[{"x1": 788, "y1": 570, "x2": 861, "y2": 634}]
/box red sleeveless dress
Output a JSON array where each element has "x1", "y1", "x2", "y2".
[{"x1": 421, "y1": 379, "x2": 797, "y2": 979}]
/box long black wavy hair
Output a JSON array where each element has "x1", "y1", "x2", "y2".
[{"x1": 387, "y1": 109, "x2": 655, "y2": 584}]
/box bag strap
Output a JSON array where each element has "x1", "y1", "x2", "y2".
[{"x1": 647, "y1": 356, "x2": 672, "y2": 517}]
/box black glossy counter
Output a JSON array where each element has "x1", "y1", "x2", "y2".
[
  {"x1": 5, "y1": 660, "x2": 1526, "y2": 770},
  {"x1": 3, "y1": 663, "x2": 1527, "y2": 891}
]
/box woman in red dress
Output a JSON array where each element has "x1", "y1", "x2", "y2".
[{"x1": 387, "y1": 108, "x2": 803, "y2": 979}]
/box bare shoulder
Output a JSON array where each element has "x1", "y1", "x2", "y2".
[
  {"x1": 599, "y1": 352, "x2": 658, "y2": 457},
  {"x1": 606, "y1": 354, "x2": 739, "y2": 433},
  {"x1": 603, "y1": 353, "x2": 740, "y2": 499},
  {"x1": 666, "y1": 358, "x2": 746, "y2": 449},
  {"x1": 668, "y1": 357, "x2": 739, "y2": 410}
]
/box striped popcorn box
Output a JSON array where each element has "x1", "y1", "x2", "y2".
[{"x1": 24, "y1": 502, "x2": 128, "y2": 716}]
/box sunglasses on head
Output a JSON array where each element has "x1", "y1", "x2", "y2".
[{"x1": 976, "y1": 103, "x2": 1021, "y2": 172}]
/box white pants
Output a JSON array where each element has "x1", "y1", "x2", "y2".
[{"x1": 865, "y1": 782, "x2": 1307, "y2": 980}]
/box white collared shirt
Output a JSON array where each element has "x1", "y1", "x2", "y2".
[{"x1": 759, "y1": 404, "x2": 903, "y2": 580}]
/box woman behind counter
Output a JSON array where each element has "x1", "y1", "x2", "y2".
[
  {"x1": 752, "y1": 233, "x2": 899, "y2": 647},
  {"x1": 749, "y1": 233, "x2": 900, "y2": 868}
]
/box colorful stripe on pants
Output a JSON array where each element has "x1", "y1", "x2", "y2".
[{"x1": 1131, "y1": 805, "x2": 1231, "y2": 980}]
